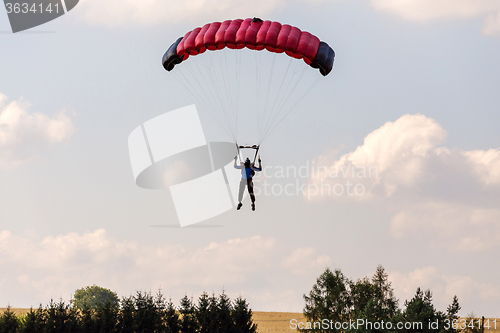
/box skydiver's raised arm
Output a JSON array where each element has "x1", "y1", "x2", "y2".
[
  {"x1": 234, "y1": 156, "x2": 242, "y2": 169},
  {"x1": 253, "y1": 156, "x2": 262, "y2": 171}
]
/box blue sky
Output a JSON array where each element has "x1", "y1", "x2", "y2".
[{"x1": 1, "y1": 0, "x2": 500, "y2": 316}]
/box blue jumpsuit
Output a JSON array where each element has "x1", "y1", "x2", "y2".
[{"x1": 234, "y1": 162, "x2": 261, "y2": 203}]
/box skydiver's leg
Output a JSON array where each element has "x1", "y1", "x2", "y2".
[
  {"x1": 248, "y1": 179, "x2": 256, "y2": 211},
  {"x1": 237, "y1": 179, "x2": 245, "y2": 210},
  {"x1": 248, "y1": 179, "x2": 255, "y2": 203}
]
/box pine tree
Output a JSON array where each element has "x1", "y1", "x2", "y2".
[
  {"x1": 371, "y1": 265, "x2": 399, "y2": 317},
  {"x1": 66, "y1": 305, "x2": 80, "y2": 333},
  {"x1": 17, "y1": 307, "x2": 41, "y2": 333},
  {"x1": 165, "y1": 298, "x2": 180, "y2": 333},
  {"x1": 95, "y1": 299, "x2": 119, "y2": 333},
  {"x1": 197, "y1": 292, "x2": 211, "y2": 333},
  {"x1": 44, "y1": 299, "x2": 74, "y2": 333},
  {"x1": 118, "y1": 296, "x2": 135, "y2": 333},
  {"x1": 446, "y1": 296, "x2": 461, "y2": 333},
  {"x1": 349, "y1": 265, "x2": 400, "y2": 332},
  {"x1": 0, "y1": 306, "x2": 20, "y2": 333},
  {"x1": 154, "y1": 289, "x2": 168, "y2": 332},
  {"x1": 208, "y1": 293, "x2": 220, "y2": 333},
  {"x1": 134, "y1": 291, "x2": 159, "y2": 333},
  {"x1": 180, "y1": 295, "x2": 198, "y2": 333},
  {"x1": 402, "y1": 288, "x2": 445, "y2": 333},
  {"x1": 218, "y1": 291, "x2": 235, "y2": 333},
  {"x1": 232, "y1": 296, "x2": 257, "y2": 333}
]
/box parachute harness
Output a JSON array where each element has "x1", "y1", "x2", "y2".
[{"x1": 236, "y1": 144, "x2": 260, "y2": 164}]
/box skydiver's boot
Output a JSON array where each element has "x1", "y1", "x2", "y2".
[
  {"x1": 251, "y1": 203, "x2": 255, "y2": 211},
  {"x1": 237, "y1": 202, "x2": 243, "y2": 210}
]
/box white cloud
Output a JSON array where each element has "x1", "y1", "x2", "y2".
[
  {"x1": 389, "y1": 267, "x2": 500, "y2": 312},
  {"x1": 337, "y1": 114, "x2": 445, "y2": 173},
  {"x1": 0, "y1": 229, "x2": 327, "y2": 311},
  {"x1": 308, "y1": 113, "x2": 500, "y2": 252},
  {"x1": 371, "y1": 0, "x2": 499, "y2": 21},
  {"x1": 464, "y1": 149, "x2": 500, "y2": 185},
  {"x1": 76, "y1": 0, "x2": 286, "y2": 27},
  {"x1": 308, "y1": 114, "x2": 447, "y2": 198},
  {"x1": 282, "y1": 247, "x2": 330, "y2": 275},
  {"x1": 370, "y1": 0, "x2": 500, "y2": 36},
  {"x1": 0, "y1": 93, "x2": 75, "y2": 168},
  {"x1": 309, "y1": 113, "x2": 500, "y2": 199}
]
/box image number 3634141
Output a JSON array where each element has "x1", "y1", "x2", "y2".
[{"x1": 3, "y1": 0, "x2": 79, "y2": 33}]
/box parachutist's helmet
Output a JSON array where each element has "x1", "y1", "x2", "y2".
[{"x1": 244, "y1": 158, "x2": 251, "y2": 167}]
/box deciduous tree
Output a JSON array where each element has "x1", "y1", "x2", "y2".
[{"x1": 72, "y1": 285, "x2": 119, "y2": 311}]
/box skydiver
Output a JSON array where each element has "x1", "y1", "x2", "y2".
[{"x1": 234, "y1": 156, "x2": 262, "y2": 211}]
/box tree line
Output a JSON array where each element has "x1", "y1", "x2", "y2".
[
  {"x1": 0, "y1": 290, "x2": 257, "y2": 333},
  {"x1": 301, "y1": 265, "x2": 485, "y2": 333}
]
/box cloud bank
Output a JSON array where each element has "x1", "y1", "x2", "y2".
[
  {"x1": 0, "y1": 229, "x2": 328, "y2": 311},
  {"x1": 309, "y1": 113, "x2": 500, "y2": 252}
]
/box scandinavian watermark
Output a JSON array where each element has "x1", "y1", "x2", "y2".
[{"x1": 253, "y1": 162, "x2": 379, "y2": 199}]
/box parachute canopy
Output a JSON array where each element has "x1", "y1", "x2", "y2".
[
  {"x1": 161, "y1": 18, "x2": 335, "y2": 145},
  {"x1": 163, "y1": 18, "x2": 335, "y2": 76}
]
